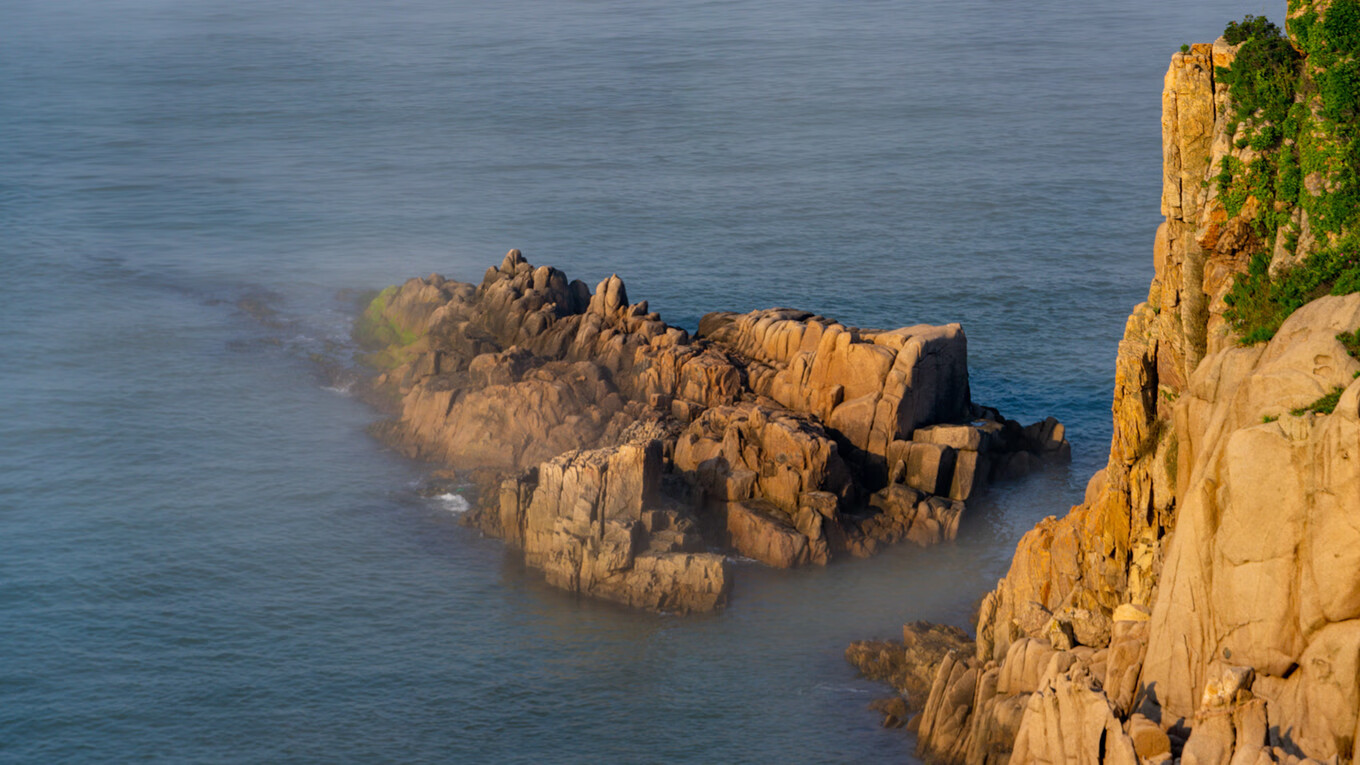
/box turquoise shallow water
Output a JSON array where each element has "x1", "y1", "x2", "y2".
[{"x1": 3, "y1": 0, "x2": 1256, "y2": 761}]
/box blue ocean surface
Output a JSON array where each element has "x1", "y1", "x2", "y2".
[{"x1": 3, "y1": 0, "x2": 1256, "y2": 761}]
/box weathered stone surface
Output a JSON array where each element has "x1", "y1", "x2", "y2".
[
  {"x1": 917, "y1": 650, "x2": 981, "y2": 763},
  {"x1": 1142, "y1": 295, "x2": 1360, "y2": 742},
  {"x1": 721, "y1": 500, "x2": 809, "y2": 568},
  {"x1": 846, "y1": 622, "x2": 974, "y2": 715},
  {"x1": 487, "y1": 439, "x2": 731, "y2": 613},
  {"x1": 871, "y1": 41, "x2": 1360, "y2": 763},
  {"x1": 1103, "y1": 612, "x2": 1151, "y2": 717},
  {"x1": 389, "y1": 355, "x2": 632, "y2": 470},
  {"x1": 1128, "y1": 713, "x2": 1171, "y2": 760},
  {"x1": 673, "y1": 403, "x2": 853, "y2": 514},
  {"x1": 1011, "y1": 663, "x2": 1138, "y2": 765},
  {"x1": 699, "y1": 309, "x2": 972, "y2": 452},
  {"x1": 361, "y1": 252, "x2": 1066, "y2": 612},
  {"x1": 947, "y1": 449, "x2": 991, "y2": 502}
]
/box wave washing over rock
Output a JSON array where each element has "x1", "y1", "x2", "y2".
[
  {"x1": 355, "y1": 249, "x2": 1069, "y2": 613},
  {"x1": 849, "y1": 6, "x2": 1360, "y2": 762}
]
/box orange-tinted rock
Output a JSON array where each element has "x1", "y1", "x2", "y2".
[
  {"x1": 362, "y1": 251, "x2": 1065, "y2": 612},
  {"x1": 898, "y1": 40, "x2": 1360, "y2": 764},
  {"x1": 722, "y1": 500, "x2": 810, "y2": 568}
]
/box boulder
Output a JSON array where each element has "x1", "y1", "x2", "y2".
[
  {"x1": 491, "y1": 441, "x2": 731, "y2": 612},
  {"x1": 698, "y1": 308, "x2": 972, "y2": 453},
  {"x1": 722, "y1": 500, "x2": 810, "y2": 568}
]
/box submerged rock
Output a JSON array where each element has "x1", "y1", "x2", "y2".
[
  {"x1": 357, "y1": 250, "x2": 1068, "y2": 612},
  {"x1": 847, "y1": 621, "x2": 975, "y2": 726}
]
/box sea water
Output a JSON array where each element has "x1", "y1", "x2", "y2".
[{"x1": 2, "y1": 0, "x2": 1257, "y2": 761}]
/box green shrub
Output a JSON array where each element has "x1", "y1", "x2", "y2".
[
  {"x1": 1218, "y1": 9, "x2": 1360, "y2": 344},
  {"x1": 1291, "y1": 386, "x2": 1345, "y2": 415},
  {"x1": 1323, "y1": 0, "x2": 1360, "y2": 55},
  {"x1": 1339, "y1": 327, "x2": 1360, "y2": 359},
  {"x1": 1224, "y1": 14, "x2": 1282, "y2": 45},
  {"x1": 1217, "y1": 16, "x2": 1300, "y2": 125},
  {"x1": 1319, "y1": 60, "x2": 1360, "y2": 122}
]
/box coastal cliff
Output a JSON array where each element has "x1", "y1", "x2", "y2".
[
  {"x1": 356, "y1": 253, "x2": 1068, "y2": 613},
  {"x1": 854, "y1": 3, "x2": 1360, "y2": 762}
]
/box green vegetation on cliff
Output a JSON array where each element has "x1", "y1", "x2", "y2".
[
  {"x1": 1291, "y1": 384, "x2": 1345, "y2": 414},
  {"x1": 1219, "y1": 3, "x2": 1360, "y2": 343}
]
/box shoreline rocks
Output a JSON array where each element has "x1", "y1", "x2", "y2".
[{"x1": 357, "y1": 250, "x2": 1069, "y2": 613}]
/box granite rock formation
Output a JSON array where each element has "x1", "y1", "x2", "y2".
[
  {"x1": 358, "y1": 249, "x2": 1068, "y2": 612},
  {"x1": 863, "y1": 14, "x2": 1360, "y2": 762}
]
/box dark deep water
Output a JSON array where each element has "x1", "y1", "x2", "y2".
[{"x1": 3, "y1": 0, "x2": 1259, "y2": 761}]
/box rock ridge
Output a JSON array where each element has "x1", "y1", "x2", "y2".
[{"x1": 357, "y1": 249, "x2": 1069, "y2": 612}]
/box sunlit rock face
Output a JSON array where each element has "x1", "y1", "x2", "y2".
[
  {"x1": 904, "y1": 19, "x2": 1360, "y2": 763},
  {"x1": 358, "y1": 249, "x2": 1067, "y2": 612}
]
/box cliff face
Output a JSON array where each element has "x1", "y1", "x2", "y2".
[{"x1": 905, "y1": 6, "x2": 1360, "y2": 762}]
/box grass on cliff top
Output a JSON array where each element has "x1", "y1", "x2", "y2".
[
  {"x1": 1217, "y1": 6, "x2": 1360, "y2": 344},
  {"x1": 352, "y1": 286, "x2": 422, "y2": 370}
]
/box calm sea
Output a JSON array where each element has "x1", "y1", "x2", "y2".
[{"x1": 2, "y1": 0, "x2": 1257, "y2": 761}]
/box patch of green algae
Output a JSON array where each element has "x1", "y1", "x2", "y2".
[
  {"x1": 352, "y1": 286, "x2": 423, "y2": 370},
  {"x1": 1217, "y1": 3, "x2": 1360, "y2": 344}
]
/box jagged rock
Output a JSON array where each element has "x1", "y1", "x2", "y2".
[
  {"x1": 491, "y1": 440, "x2": 731, "y2": 613},
  {"x1": 361, "y1": 252, "x2": 1067, "y2": 611},
  {"x1": 698, "y1": 308, "x2": 972, "y2": 453},
  {"x1": 916, "y1": 650, "x2": 981, "y2": 763},
  {"x1": 867, "y1": 696, "x2": 911, "y2": 729},
  {"x1": 846, "y1": 622, "x2": 974, "y2": 716},
  {"x1": 1010, "y1": 663, "x2": 1138, "y2": 765},
  {"x1": 673, "y1": 403, "x2": 853, "y2": 514},
  {"x1": 862, "y1": 485, "x2": 964, "y2": 548},
  {"x1": 391, "y1": 357, "x2": 631, "y2": 469}
]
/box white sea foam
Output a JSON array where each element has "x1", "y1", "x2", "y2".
[
  {"x1": 813, "y1": 683, "x2": 871, "y2": 694},
  {"x1": 435, "y1": 493, "x2": 469, "y2": 514}
]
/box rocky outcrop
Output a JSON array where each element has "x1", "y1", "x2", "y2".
[
  {"x1": 698, "y1": 309, "x2": 971, "y2": 457},
  {"x1": 874, "y1": 16, "x2": 1360, "y2": 763},
  {"x1": 491, "y1": 440, "x2": 729, "y2": 613},
  {"x1": 358, "y1": 249, "x2": 1068, "y2": 612},
  {"x1": 847, "y1": 622, "x2": 974, "y2": 725}
]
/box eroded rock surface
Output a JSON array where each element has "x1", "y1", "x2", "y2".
[
  {"x1": 847, "y1": 622, "x2": 974, "y2": 726},
  {"x1": 859, "y1": 27, "x2": 1360, "y2": 764},
  {"x1": 358, "y1": 249, "x2": 1068, "y2": 612}
]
